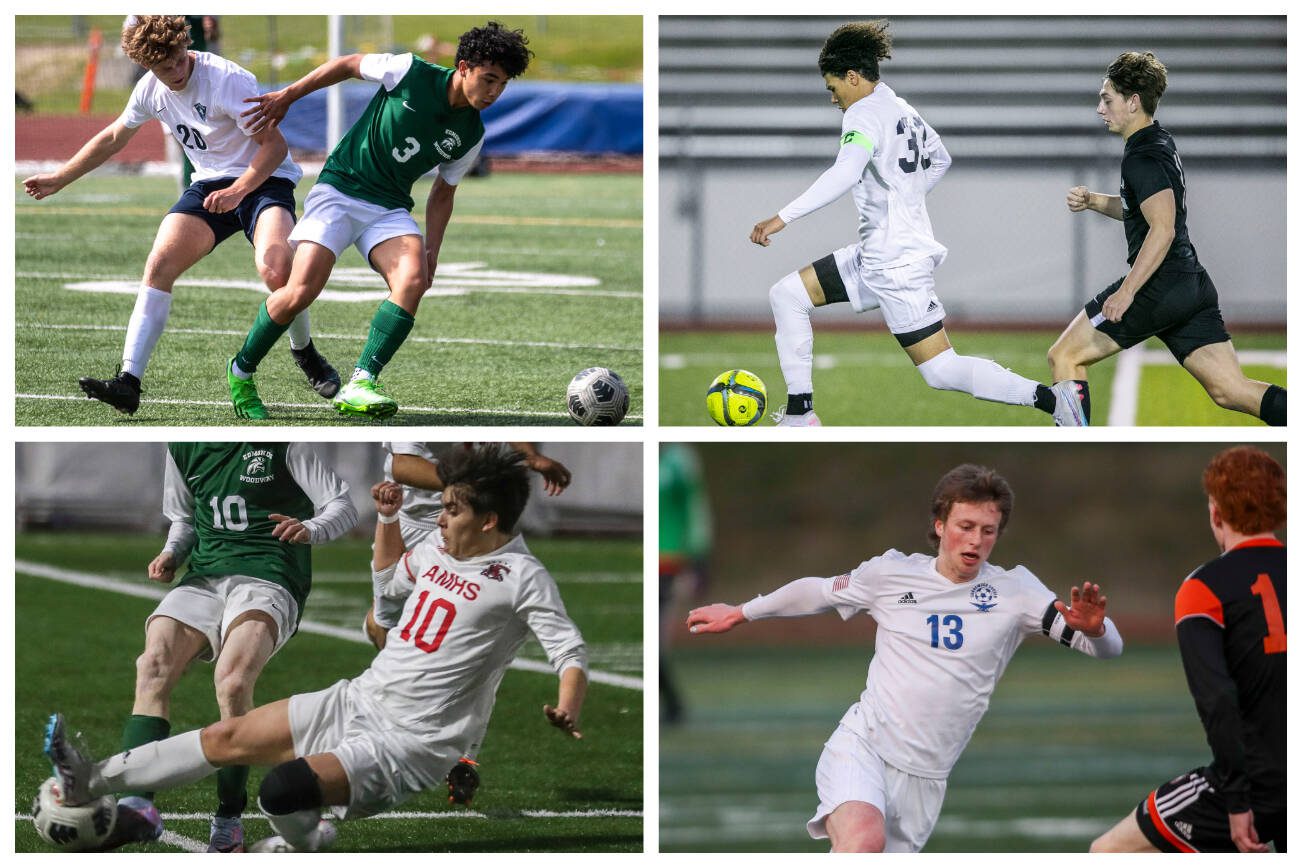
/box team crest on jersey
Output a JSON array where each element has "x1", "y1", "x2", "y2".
[
  {"x1": 240, "y1": 449, "x2": 275, "y2": 483},
  {"x1": 193, "y1": 102, "x2": 208, "y2": 121},
  {"x1": 969, "y1": 582, "x2": 998, "y2": 612},
  {"x1": 480, "y1": 561, "x2": 511, "y2": 582},
  {"x1": 434, "y1": 130, "x2": 463, "y2": 160}
]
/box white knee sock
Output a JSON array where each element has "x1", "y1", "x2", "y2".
[
  {"x1": 263, "y1": 805, "x2": 326, "y2": 850},
  {"x1": 770, "y1": 271, "x2": 816, "y2": 395},
  {"x1": 92, "y1": 729, "x2": 215, "y2": 797},
  {"x1": 916, "y1": 348, "x2": 1038, "y2": 406},
  {"x1": 287, "y1": 310, "x2": 311, "y2": 351},
  {"x1": 121, "y1": 286, "x2": 172, "y2": 378}
]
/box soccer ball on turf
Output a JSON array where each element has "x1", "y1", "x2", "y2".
[
  {"x1": 566, "y1": 367, "x2": 629, "y2": 426},
  {"x1": 33, "y1": 777, "x2": 117, "y2": 851},
  {"x1": 706, "y1": 369, "x2": 767, "y2": 426}
]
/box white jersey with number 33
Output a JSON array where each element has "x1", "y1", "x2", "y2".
[
  {"x1": 355, "y1": 529, "x2": 585, "y2": 750},
  {"x1": 827, "y1": 549, "x2": 1060, "y2": 778}
]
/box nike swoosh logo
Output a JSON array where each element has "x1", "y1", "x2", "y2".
[{"x1": 402, "y1": 100, "x2": 417, "y2": 112}]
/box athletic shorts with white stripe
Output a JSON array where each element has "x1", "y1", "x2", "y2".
[{"x1": 1134, "y1": 768, "x2": 1287, "y2": 853}]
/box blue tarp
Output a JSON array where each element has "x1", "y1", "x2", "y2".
[{"x1": 277, "y1": 80, "x2": 642, "y2": 155}]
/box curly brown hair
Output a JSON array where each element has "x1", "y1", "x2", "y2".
[
  {"x1": 928, "y1": 464, "x2": 1014, "y2": 548},
  {"x1": 121, "y1": 15, "x2": 192, "y2": 68},
  {"x1": 1106, "y1": 51, "x2": 1168, "y2": 115},
  {"x1": 818, "y1": 20, "x2": 893, "y2": 81},
  {"x1": 1203, "y1": 446, "x2": 1285, "y2": 535}
]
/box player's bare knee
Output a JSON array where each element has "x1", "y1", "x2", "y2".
[
  {"x1": 257, "y1": 260, "x2": 290, "y2": 292},
  {"x1": 134, "y1": 647, "x2": 178, "y2": 699},
  {"x1": 199, "y1": 718, "x2": 244, "y2": 763}
]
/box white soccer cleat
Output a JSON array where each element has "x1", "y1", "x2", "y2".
[
  {"x1": 773, "y1": 410, "x2": 822, "y2": 427},
  {"x1": 247, "y1": 819, "x2": 337, "y2": 853},
  {"x1": 1050, "y1": 381, "x2": 1088, "y2": 427}
]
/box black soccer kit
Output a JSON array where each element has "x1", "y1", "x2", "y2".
[
  {"x1": 1134, "y1": 538, "x2": 1286, "y2": 852},
  {"x1": 1084, "y1": 122, "x2": 1229, "y2": 363}
]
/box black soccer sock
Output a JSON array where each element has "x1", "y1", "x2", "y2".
[
  {"x1": 1072, "y1": 380, "x2": 1092, "y2": 423},
  {"x1": 259, "y1": 758, "x2": 323, "y2": 815},
  {"x1": 1032, "y1": 384, "x2": 1055, "y2": 415},
  {"x1": 1259, "y1": 384, "x2": 1286, "y2": 426},
  {"x1": 786, "y1": 393, "x2": 813, "y2": 415}
]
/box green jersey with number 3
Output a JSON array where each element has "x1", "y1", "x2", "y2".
[
  {"x1": 318, "y1": 56, "x2": 485, "y2": 212},
  {"x1": 168, "y1": 443, "x2": 316, "y2": 612}
]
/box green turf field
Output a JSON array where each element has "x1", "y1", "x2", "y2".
[
  {"x1": 660, "y1": 643, "x2": 1207, "y2": 852},
  {"x1": 15, "y1": 531, "x2": 642, "y2": 852},
  {"x1": 15, "y1": 173, "x2": 642, "y2": 426},
  {"x1": 661, "y1": 331, "x2": 1284, "y2": 426}
]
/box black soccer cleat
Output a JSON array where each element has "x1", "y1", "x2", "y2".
[
  {"x1": 291, "y1": 341, "x2": 342, "y2": 399},
  {"x1": 446, "y1": 758, "x2": 480, "y2": 806},
  {"x1": 78, "y1": 370, "x2": 142, "y2": 415}
]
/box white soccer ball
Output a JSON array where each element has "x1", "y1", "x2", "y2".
[
  {"x1": 566, "y1": 367, "x2": 629, "y2": 426},
  {"x1": 32, "y1": 777, "x2": 117, "y2": 851}
]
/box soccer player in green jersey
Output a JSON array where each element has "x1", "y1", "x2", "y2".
[
  {"x1": 115, "y1": 443, "x2": 357, "y2": 851},
  {"x1": 226, "y1": 22, "x2": 533, "y2": 419}
]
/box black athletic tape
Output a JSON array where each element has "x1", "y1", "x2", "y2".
[
  {"x1": 812, "y1": 254, "x2": 849, "y2": 305},
  {"x1": 258, "y1": 757, "x2": 323, "y2": 815},
  {"x1": 1040, "y1": 601, "x2": 1058, "y2": 636},
  {"x1": 895, "y1": 319, "x2": 945, "y2": 348}
]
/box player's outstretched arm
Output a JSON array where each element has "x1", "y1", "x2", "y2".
[
  {"x1": 686, "y1": 603, "x2": 746, "y2": 634},
  {"x1": 511, "y1": 443, "x2": 572, "y2": 496},
  {"x1": 1053, "y1": 581, "x2": 1108, "y2": 637},
  {"x1": 1046, "y1": 581, "x2": 1124, "y2": 658},
  {"x1": 391, "y1": 452, "x2": 445, "y2": 492},
  {"x1": 370, "y1": 481, "x2": 406, "y2": 571},
  {"x1": 24, "y1": 120, "x2": 139, "y2": 199},
  {"x1": 241, "y1": 54, "x2": 365, "y2": 134},
  {"x1": 544, "y1": 665, "x2": 588, "y2": 739},
  {"x1": 1066, "y1": 185, "x2": 1123, "y2": 220},
  {"x1": 423, "y1": 177, "x2": 459, "y2": 287}
]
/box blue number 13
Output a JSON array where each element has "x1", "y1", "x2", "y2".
[{"x1": 927, "y1": 614, "x2": 964, "y2": 650}]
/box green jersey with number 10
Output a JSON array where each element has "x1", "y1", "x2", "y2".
[{"x1": 318, "y1": 54, "x2": 485, "y2": 212}]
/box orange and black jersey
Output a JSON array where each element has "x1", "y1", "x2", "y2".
[
  {"x1": 1121, "y1": 122, "x2": 1200, "y2": 272},
  {"x1": 1173, "y1": 538, "x2": 1285, "y2": 813}
]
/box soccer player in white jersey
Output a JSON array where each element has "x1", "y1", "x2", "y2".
[
  {"x1": 22, "y1": 15, "x2": 339, "y2": 415},
  {"x1": 687, "y1": 464, "x2": 1123, "y2": 851},
  {"x1": 43, "y1": 444, "x2": 588, "y2": 853},
  {"x1": 750, "y1": 21, "x2": 1085, "y2": 426},
  {"x1": 363, "y1": 441, "x2": 572, "y2": 805}
]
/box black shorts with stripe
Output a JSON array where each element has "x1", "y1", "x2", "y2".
[
  {"x1": 1134, "y1": 768, "x2": 1286, "y2": 853},
  {"x1": 1084, "y1": 266, "x2": 1229, "y2": 364}
]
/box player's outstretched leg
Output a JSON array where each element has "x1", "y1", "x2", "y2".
[
  {"x1": 43, "y1": 713, "x2": 94, "y2": 806},
  {"x1": 1182, "y1": 341, "x2": 1286, "y2": 426},
  {"x1": 907, "y1": 329, "x2": 1061, "y2": 422},
  {"x1": 769, "y1": 270, "x2": 821, "y2": 425},
  {"x1": 248, "y1": 756, "x2": 340, "y2": 852},
  {"x1": 1050, "y1": 380, "x2": 1088, "y2": 427},
  {"x1": 333, "y1": 299, "x2": 413, "y2": 419}
]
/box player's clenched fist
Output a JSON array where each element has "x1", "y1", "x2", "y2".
[
  {"x1": 371, "y1": 481, "x2": 403, "y2": 515},
  {"x1": 23, "y1": 174, "x2": 66, "y2": 200},
  {"x1": 147, "y1": 551, "x2": 176, "y2": 583},
  {"x1": 1066, "y1": 186, "x2": 1092, "y2": 212},
  {"x1": 686, "y1": 603, "x2": 746, "y2": 634}
]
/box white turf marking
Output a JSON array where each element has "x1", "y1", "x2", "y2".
[
  {"x1": 16, "y1": 559, "x2": 643, "y2": 690},
  {"x1": 158, "y1": 829, "x2": 207, "y2": 852},
  {"x1": 18, "y1": 322, "x2": 639, "y2": 353},
  {"x1": 1108, "y1": 347, "x2": 1286, "y2": 426},
  {"x1": 15, "y1": 393, "x2": 643, "y2": 423},
  {"x1": 16, "y1": 808, "x2": 641, "y2": 822}
]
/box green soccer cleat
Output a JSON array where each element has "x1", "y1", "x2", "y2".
[
  {"x1": 227, "y1": 358, "x2": 269, "y2": 420},
  {"x1": 333, "y1": 377, "x2": 399, "y2": 419}
]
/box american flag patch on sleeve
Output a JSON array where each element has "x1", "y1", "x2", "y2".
[{"x1": 832, "y1": 574, "x2": 851, "y2": 592}]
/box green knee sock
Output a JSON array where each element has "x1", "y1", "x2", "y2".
[
  {"x1": 215, "y1": 765, "x2": 250, "y2": 818},
  {"x1": 234, "y1": 301, "x2": 291, "y2": 375},
  {"x1": 119, "y1": 714, "x2": 171, "y2": 800},
  {"x1": 355, "y1": 300, "x2": 415, "y2": 379}
]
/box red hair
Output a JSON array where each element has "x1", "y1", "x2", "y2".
[{"x1": 1202, "y1": 446, "x2": 1285, "y2": 535}]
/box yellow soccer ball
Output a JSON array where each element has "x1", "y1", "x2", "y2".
[{"x1": 705, "y1": 369, "x2": 767, "y2": 426}]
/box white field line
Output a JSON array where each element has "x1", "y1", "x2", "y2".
[
  {"x1": 16, "y1": 560, "x2": 643, "y2": 690},
  {"x1": 158, "y1": 830, "x2": 207, "y2": 852},
  {"x1": 15, "y1": 394, "x2": 643, "y2": 423},
  {"x1": 16, "y1": 808, "x2": 642, "y2": 822},
  {"x1": 18, "y1": 322, "x2": 640, "y2": 353},
  {"x1": 1108, "y1": 347, "x2": 1286, "y2": 426}
]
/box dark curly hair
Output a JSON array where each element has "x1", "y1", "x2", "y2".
[
  {"x1": 927, "y1": 464, "x2": 1014, "y2": 548},
  {"x1": 1106, "y1": 51, "x2": 1168, "y2": 115},
  {"x1": 456, "y1": 21, "x2": 533, "y2": 79},
  {"x1": 818, "y1": 20, "x2": 893, "y2": 81},
  {"x1": 440, "y1": 443, "x2": 531, "y2": 534}
]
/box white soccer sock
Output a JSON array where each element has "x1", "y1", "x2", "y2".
[
  {"x1": 769, "y1": 271, "x2": 816, "y2": 395},
  {"x1": 263, "y1": 805, "x2": 326, "y2": 851},
  {"x1": 916, "y1": 348, "x2": 1038, "y2": 406},
  {"x1": 92, "y1": 729, "x2": 215, "y2": 797},
  {"x1": 121, "y1": 286, "x2": 172, "y2": 379},
  {"x1": 287, "y1": 310, "x2": 311, "y2": 351}
]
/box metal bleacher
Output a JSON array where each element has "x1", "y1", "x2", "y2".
[{"x1": 659, "y1": 16, "x2": 1286, "y2": 163}]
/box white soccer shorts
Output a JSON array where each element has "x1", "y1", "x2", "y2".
[
  {"x1": 828, "y1": 244, "x2": 947, "y2": 335},
  {"x1": 147, "y1": 574, "x2": 298, "y2": 662},
  {"x1": 290, "y1": 183, "x2": 421, "y2": 265},
  {"x1": 288, "y1": 678, "x2": 460, "y2": 820},
  {"x1": 807, "y1": 722, "x2": 948, "y2": 852}
]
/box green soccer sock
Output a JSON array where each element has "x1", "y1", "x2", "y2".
[
  {"x1": 215, "y1": 765, "x2": 250, "y2": 819},
  {"x1": 119, "y1": 714, "x2": 171, "y2": 800},
  {"x1": 233, "y1": 301, "x2": 291, "y2": 376},
  {"x1": 354, "y1": 300, "x2": 416, "y2": 379}
]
